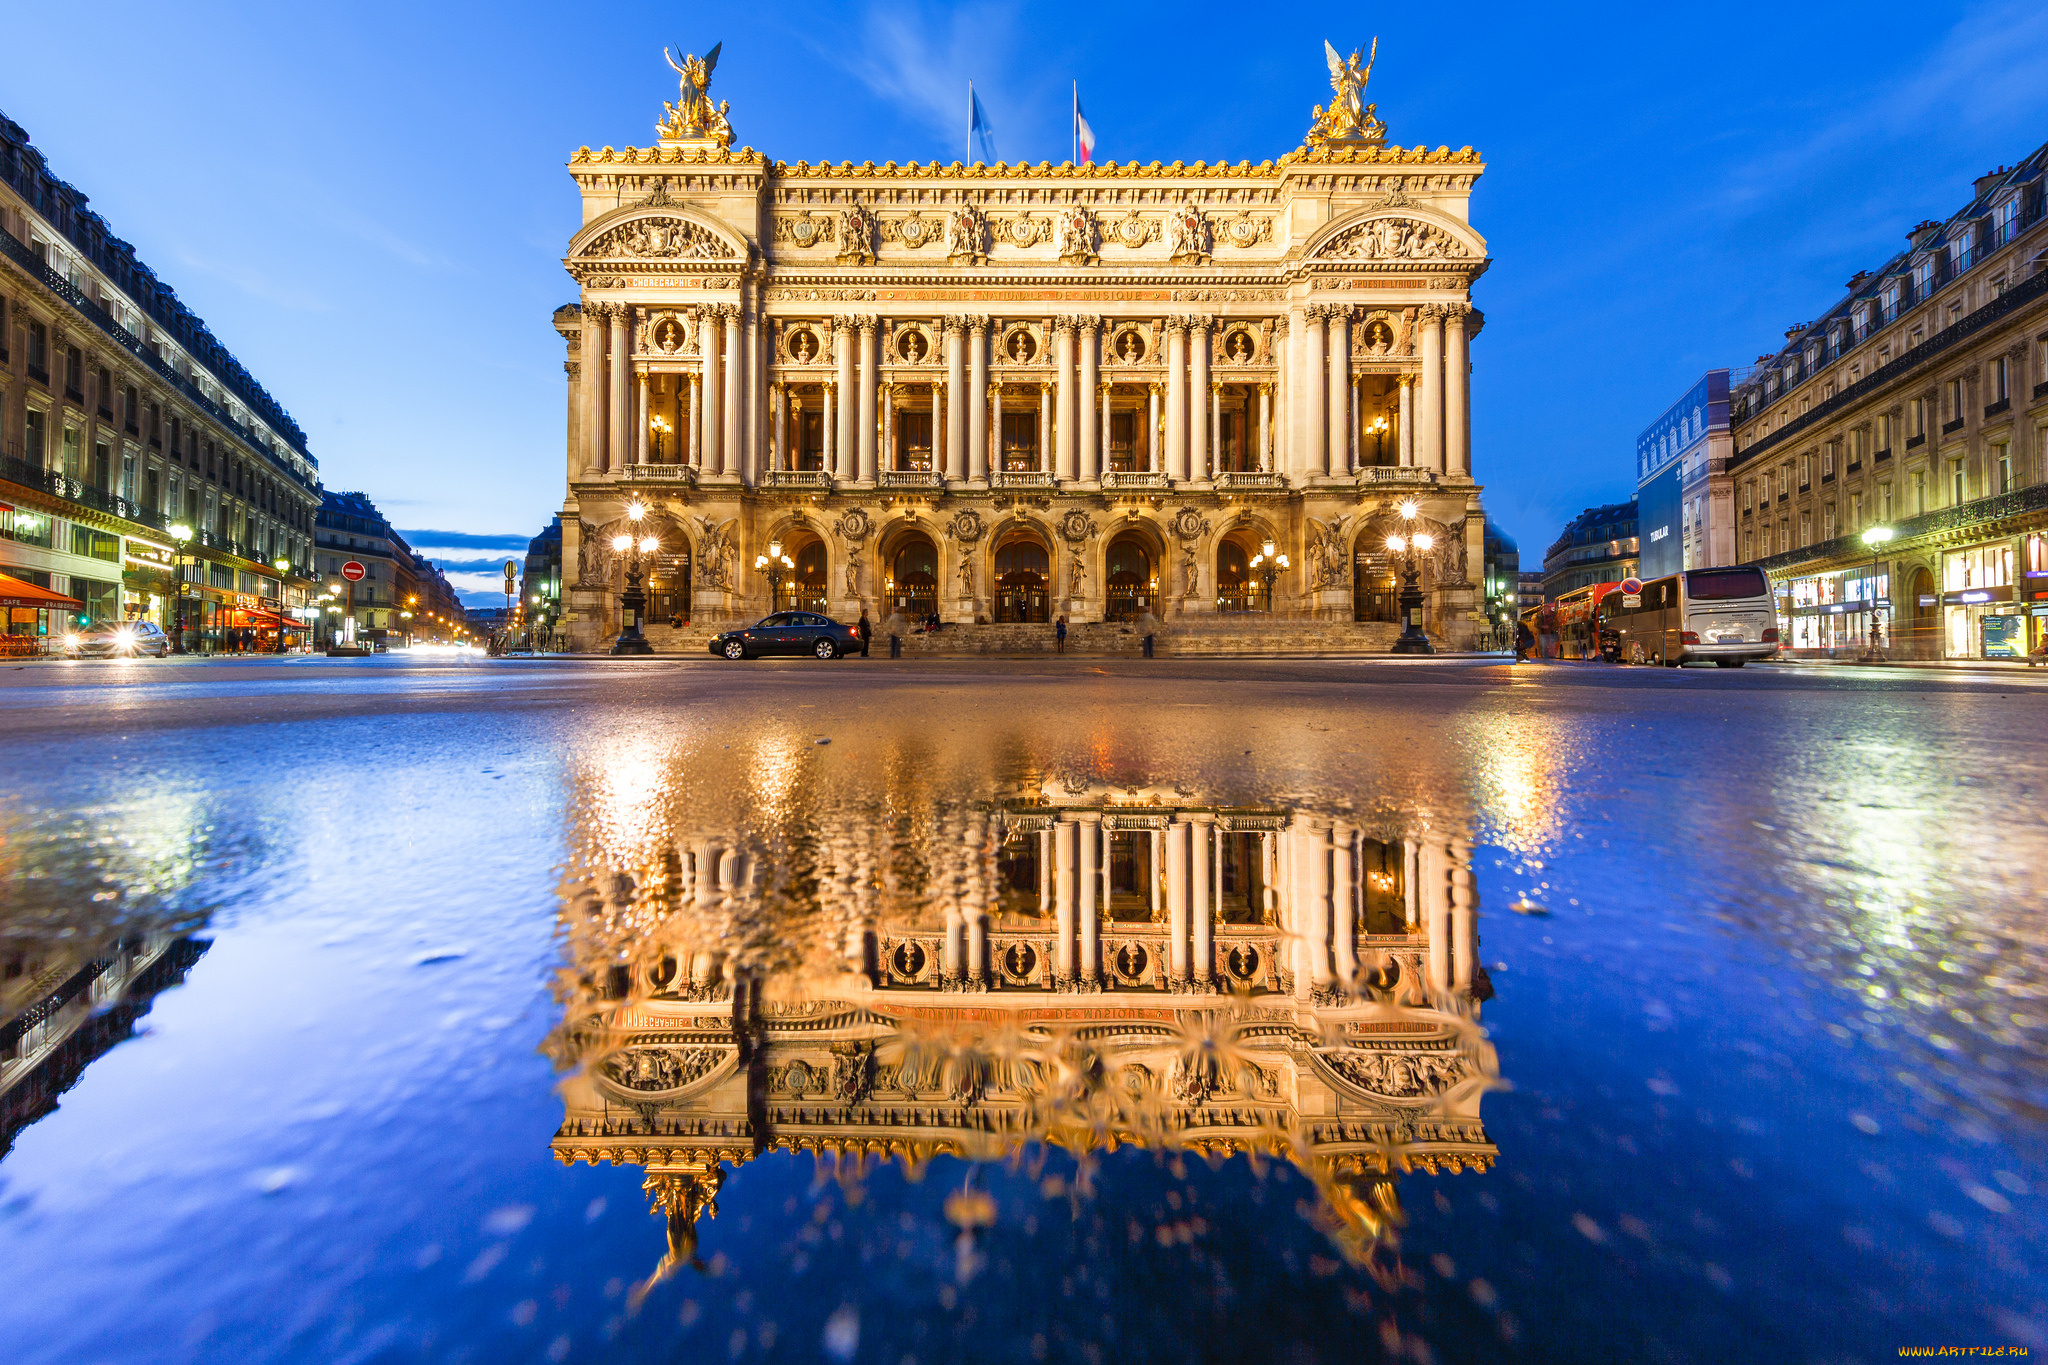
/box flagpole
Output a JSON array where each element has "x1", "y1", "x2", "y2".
[
  {"x1": 968, "y1": 81, "x2": 973, "y2": 162},
  {"x1": 1072, "y1": 81, "x2": 1078, "y2": 164}
]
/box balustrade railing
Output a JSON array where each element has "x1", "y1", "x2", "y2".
[
  {"x1": 0, "y1": 453, "x2": 167, "y2": 530},
  {"x1": 1099, "y1": 470, "x2": 1168, "y2": 490},
  {"x1": 620, "y1": 463, "x2": 693, "y2": 483},
  {"x1": 1357, "y1": 466, "x2": 1435, "y2": 486}
]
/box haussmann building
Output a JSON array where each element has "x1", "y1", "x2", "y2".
[{"x1": 551, "y1": 46, "x2": 1491, "y2": 652}]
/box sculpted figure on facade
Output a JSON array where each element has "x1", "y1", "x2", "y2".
[
  {"x1": 1054, "y1": 203, "x2": 1098, "y2": 264},
  {"x1": 1167, "y1": 202, "x2": 1209, "y2": 263},
  {"x1": 1307, "y1": 515, "x2": 1352, "y2": 589},
  {"x1": 1305, "y1": 39, "x2": 1386, "y2": 149},
  {"x1": 944, "y1": 204, "x2": 988, "y2": 261},
  {"x1": 660, "y1": 43, "x2": 727, "y2": 146},
  {"x1": 839, "y1": 203, "x2": 877, "y2": 265},
  {"x1": 1317, "y1": 217, "x2": 1465, "y2": 262}
]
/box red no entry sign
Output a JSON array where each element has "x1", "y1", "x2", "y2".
[{"x1": 341, "y1": 560, "x2": 366, "y2": 582}]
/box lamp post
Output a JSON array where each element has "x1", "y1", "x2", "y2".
[
  {"x1": 272, "y1": 556, "x2": 291, "y2": 652},
  {"x1": 651, "y1": 413, "x2": 672, "y2": 463},
  {"x1": 1387, "y1": 499, "x2": 1436, "y2": 654},
  {"x1": 168, "y1": 523, "x2": 193, "y2": 654},
  {"x1": 754, "y1": 538, "x2": 792, "y2": 612},
  {"x1": 610, "y1": 504, "x2": 659, "y2": 656},
  {"x1": 1366, "y1": 415, "x2": 1389, "y2": 467},
  {"x1": 1858, "y1": 525, "x2": 1893, "y2": 663},
  {"x1": 1248, "y1": 537, "x2": 1290, "y2": 614}
]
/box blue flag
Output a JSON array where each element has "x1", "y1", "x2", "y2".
[{"x1": 968, "y1": 85, "x2": 997, "y2": 164}]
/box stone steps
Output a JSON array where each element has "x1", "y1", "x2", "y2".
[{"x1": 613, "y1": 618, "x2": 1428, "y2": 656}]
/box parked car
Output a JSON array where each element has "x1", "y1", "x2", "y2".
[
  {"x1": 709, "y1": 612, "x2": 861, "y2": 660},
  {"x1": 64, "y1": 620, "x2": 170, "y2": 658}
]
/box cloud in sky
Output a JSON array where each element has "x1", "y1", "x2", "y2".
[
  {"x1": 813, "y1": 2, "x2": 1025, "y2": 153},
  {"x1": 397, "y1": 529, "x2": 537, "y2": 552}
]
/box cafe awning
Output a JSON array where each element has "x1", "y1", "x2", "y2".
[{"x1": 0, "y1": 572, "x2": 82, "y2": 610}]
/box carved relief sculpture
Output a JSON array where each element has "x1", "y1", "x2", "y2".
[
  {"x1": 660, "y1": 43, "x2": 732, "y2": 148},
  {"x1": 1315, "y1": 217, "x2": 1467, "y2": 262},
  {"x1": 1304, "y1": 39, "x2": 1386, "y2": 149},
  {"x1": 944, "y1": 204, "x2": 989, "y2": 262},
  {"x1": 1054, "y1": 204, "x2": 1099, "y2": 264},
  {"x1": 1168, "y1": 202, "x2": 1209, "y2": 263},
  {"x1": 839, "y1": 203, "x2": 877, "y2": 265}
]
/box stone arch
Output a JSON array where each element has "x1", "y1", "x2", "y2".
[
  {"x1": 759, "y1": 512, "x2": 831, "y2": 613},
  {"x1": 567, "y1": 202, "x2": 748, "y2": 263},
  {"x1": 1100, "y1": 519, "x2": 1166, "y2": 621},
  {"x1": 1212, "y1": 514, "x2": 1279, "y2": 613},
  {"x1": 1301, "y1": 203, "x2": 1489, "y2": 264},
  {"x1": 989, "y1": 516, "x2": 1054, "y2": 623},
  {"x1": 877, "y1": 517, "x2": 942, "y2": 621}
]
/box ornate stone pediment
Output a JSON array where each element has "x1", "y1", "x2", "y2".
[
  {"x1": 1314, "y1": 216, "x2": 1468, "y2": 262},
  {"x1": 596, "y1": 1044, "x2": 733, "y2": 1097},
  {"x1": 581, "y1": 216, "x2": 736, "y2": 261},
  {"x1": 1316, "y1": 1045, "x2": 1469, "y2": 1102}
]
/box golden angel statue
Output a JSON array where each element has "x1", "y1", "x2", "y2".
[
  {"x1": 659, "y1": 41, "x2": 729, "y2": 146},
  {"x1": 1305, "y1": 38, "x2": 1387, "y2": 149}
]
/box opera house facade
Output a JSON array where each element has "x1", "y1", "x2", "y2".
[{"x1": 553, "y1": 46, "x2": 1490, "y2": 650}]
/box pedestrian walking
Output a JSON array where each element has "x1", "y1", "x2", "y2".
[
  {"x1": 1513, "y1": 619, "x2": 1534, "y2": 664},
  {"x1": 1055, "y1": 615, "x2": 1068, "y2": 654},
  {"x1": 857, "y1": 608, "x2": 872, "y2": 658}
]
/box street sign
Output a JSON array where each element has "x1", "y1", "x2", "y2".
[
  {"x1": 340, "y1": 561, "x2": 366, "y2": 582},
  {"x1": 1619, "y1": 576, "x2": 1643, "y2": 596},
  {"x1": 503, "y1": 559, "x2": 519, "y2": 578}
]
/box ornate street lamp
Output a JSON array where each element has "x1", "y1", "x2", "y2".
[
  {"x1": 754, "y1": 537, "x2": 794, "y2": 612},
  {"x1": 1248, "y1": 537, "x2": 1290, "y2": 614},
  {"x1": 168, "y1": 523, "x2": 194, "y2": 654},
  {"x1": 650, "y1": 413, "x2": 672, "y2": 462},
  {"x1": 610, "y1": 504, "x2": 660, "y2": 655},
  {"x1": 1387, "y1": 499, "x2": 1436, "y2": 654},
  {"x1": 1858, "y1": 525, "x2": 1893, "y2": 663},
  {"x1": 1366, "y1": 415, "x2": 1390, "y2": 466},
  {"x1": 271, "y1": 556, "x2": 292, "y2": 652}
]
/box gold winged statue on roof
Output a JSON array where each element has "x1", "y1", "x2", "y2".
[
  {"x1": 1305, "y1": 38, "x2": 1386, "y2": 149},
  {"x1": 660, "y1": 41, "x2": 732, "y2": 149}
]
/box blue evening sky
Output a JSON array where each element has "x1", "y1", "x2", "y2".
[{"x1": 6, "y1": 1, "x2": 2047, "y2": 600}]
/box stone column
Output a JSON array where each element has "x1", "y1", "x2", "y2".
[
  {"x1": 1261, "y1": 829, "x2": 1277, "y2": 920},
  {"x1": 1054, "y1": 320, "x2": 1077, "y2": 481},
  {"x1": 968, "y1": 319, "x2": 990, "y2": 483},
  {"x1": 832, "y1": 321, "x2": 854, "y2": 480},
  {"x1": 1055, "y1": 819, "x2": 1079, "y2": 983},
  {"x1": 634, "y1": 371, "x2": 651, "y2": 467},
  {"x1": 1330, "y1": 823, "x2": 1357, "y2": 991},
  {"x1": 1078, "y1": 813, "x2": 1101, "y2": 985},
  {"x1": 1188, "y1": 318, "x2": 1210, "y2": 479},
  {"x1": 1079, "y1": 319, "x2": 1100, "y2": 483},
  {"x1": 1299, "y1": 306, "x2": 1326, "y2": 481},
  {"x1": 687, "y1": 372, "x2": 701, "y2": 469},
  {"x1": 1398, "y1": 374, "x2": 1414, "y2": 467},
  {"x1": 857, "y1": 318, "x2": 879, "y2": 484},
  {"x1": 985, "y1": 383, "x2": 1001, "y2": 478},
  {"x1": 1306, "y1": 821, "x2": 1333, "y2": 992},
  {"x1": 1272, "y1": 314, "x2": 1290, "y2": 474},
  {"x1": 700, "y1": 308, "x2": 723, "y2": 475},
  {"x1": 1097, "y1": 381, "x2": 1112, "y2": 481},
  {"x1": 1209, "y1": 383, "x2": 1223, "y2": 477},
  {"x1": 1444, "y1": 304, "x2": 1470, "y2": 478},
  {"x1": 1038, "y1": 382, "x2": 1052, "y2": 474},
  {"x1": 1418, "y1": 306, "x2": 1445, "y2": 473},
  {"x1": 769, "y1": 382, "x2": 785, "y2": 473},
  {"x1": 1166, "y1": 820, "x2": 1190, "y2": 985},
  {"x1": 945, "y1": 319, "x2": 967, "y2": 480},
  {"x1": 1165, "y1": 322, "x2": 1189, "y2": 482},
  {"x1": 1190, "y1": 814, "x2": 1213, "y2": 987},
  {"x1": 943, "y1": 902, "x2": 964, "y2": 984},
  {"x1": 1147, "y1": 384, "x2": 1162, "y2": 473},
  {"x1": 881, "y1": 383, "x2": 896, "y2": 473},
  {"x1": 967, "y1": 906, "x2": 988, "y2": 986},
  {"x1": 821, "y1": 383, "x2": 836, "y2": 476},
  {"x1": 1258, "y1": 383, "x2": 1272, "y2": 472},
  {"x1": 1450, "y1": 836, "x2": 1476, "y2": 992},
  {"x1": 722, "y1": 309, "x2": 744, "y2": 478},
  {"x1": 930, "y1": 381, "x2": 942, "y2": 475},
  {"x1": 581, "y1": 306, "x2": 605, "y2": 476},
  {"x1": 608, "y1": 307, "x2": 631, "y2": 475},
  {"x1": 743, "y1": 300, "x2": 761, "y2": 484},
  {"x1": 1327, "y1": 308, "x2": 1350, "y2": 479}
]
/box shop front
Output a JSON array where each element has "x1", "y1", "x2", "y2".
[
  {"x1": 1941, "y1": 540, "x2": 2018, "y2": 659},
  {"x1": 1783, "y1": 567, "x2": 1888, "y2": 657},
  {"x1": 0, "y1": 571, "x2": 83, "y2": 657}
]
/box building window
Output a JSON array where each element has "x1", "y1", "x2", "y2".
[
  {"x1": 1799, "y1": 510, "x2": 1811, "y2": 547},
  {"x1": 1952, "y1": 460, "x2": 1966, "y2": 506},
  {"x1": 1913, "y1": 470, "x2": 1927, "y2": 516},
  {"x1": 1908, "y1": 397, "x2": 1925, "y2": 439},
  {"x1": 64, "y1": 346, "x2": 83, "y2": 397},
  {"x1": 1876, "y1": 413, "x2": 1892, "y2": 454},
  {"x1": 1946, "y1": 378, "x2": 1963, "y2": 422},
  {"x1": 1991, "y1": 356, "x2": 2009, "y2": 406},
  {"x1": 25, "y1": 407, "x2": 47, "y2": 467},
  {"x1": 1993, "y1": 443, "x2": 2011, "y2": 495},
  {"x1": 1849, "y1": 492, "x2": 1863, "y2": 532},
  {"x1": 1880, "y1": 481, "x2": 1893, "y2": 522}
]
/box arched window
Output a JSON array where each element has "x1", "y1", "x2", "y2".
[
  {"x1": 992, "y1": 538, "x2": 1048, "y2": 623},
  {"x1": 1105, "y1": 532, "x2": 1155, "y2": 620},
  {"x1": 891, "y1": 535, "x2": 939, "y2": 619}
]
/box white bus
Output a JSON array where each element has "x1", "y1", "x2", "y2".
[{"x1": 1600, "y1": 566, "x2": 1780, "y2": 668}]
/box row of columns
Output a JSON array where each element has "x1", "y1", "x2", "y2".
[{"x1": 577, "y1": 302, "x2": 1473, "y2": 487}]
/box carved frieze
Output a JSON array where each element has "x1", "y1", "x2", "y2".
[
  {"x1": 582, "y1": 216, "x2": 735, "y2": 260},
  {"x1": 773, "y1": 213, "x2": 836, "y2": 247},
  {"x1": 1315, "y1": 217, "x2": 1469, "y2": 262}
]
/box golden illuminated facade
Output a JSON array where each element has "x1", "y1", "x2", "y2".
[{"x1": 554, "y1": 45, "x2": 1491, "y2": 650}]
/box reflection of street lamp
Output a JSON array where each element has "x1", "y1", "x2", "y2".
[
  {"x1": 169, "y1": 523, "x2": 194, "y2": 654},
  {"x1": 754, "y1": 537, "x2": 793, "y2": 610},
  {"x1": 1248, "y1": 537, "x2": 1290, "y2": 613},
  {"x1": 1858, "y1": 525, "x2": 1893, "y2": 663},
  {"x1": 1387, "y1": 499, "x2": 1436, "y2": 654}
]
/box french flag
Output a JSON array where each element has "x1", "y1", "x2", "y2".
[{"x1": 1075, "y1": 84, "x2": 1096, "y2": 163}]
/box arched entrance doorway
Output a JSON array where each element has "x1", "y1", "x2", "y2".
[
  {"x1": 643, "y1": 525, "x2": 692, "y2": 627},
  {"x1": 1353, "y1": 541, "x2": 1397, "y2": 622},
  {"x1": 1215, "y1": 536, "x2": 1256, "y2": 612},
  {"x1": 788, "y1": 537, "x2": 827, "y2": 613},
  {"x1": 1908, "y1": 566, "x2": 1937, "y2": 660},
  {"x1": 992, "y1": 531, "x2": 1050, "y2": 623},
  {"x1": 889, "y1": 533, "x2": 939, "y2": 620},
  {"x1": 1104, "y1": 531, "x2": 1156, "y2": 621}
]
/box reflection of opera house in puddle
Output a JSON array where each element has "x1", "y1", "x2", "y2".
[{"x1": 550, "y1": 776, "x2": 1498, "y2": 1270}]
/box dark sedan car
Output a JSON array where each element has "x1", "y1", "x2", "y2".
[{"x1": 709, "y1": 612, "x2": 862, "y2": 660}]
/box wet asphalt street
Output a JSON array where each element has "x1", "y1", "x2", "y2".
[{"x1": 0, "y1": 653, "x2": 2042, "y2": 1365}]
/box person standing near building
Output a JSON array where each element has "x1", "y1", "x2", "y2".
[
  {"x1": 856, "y1": 608, "x2": 872, "y2": 658},
  {"x1": 1055, "y1": 615, "x2": 1068, "y2": 654},
  {"x1": 1513, "y1": 618, "x2": 1534, "y2": 664}
]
